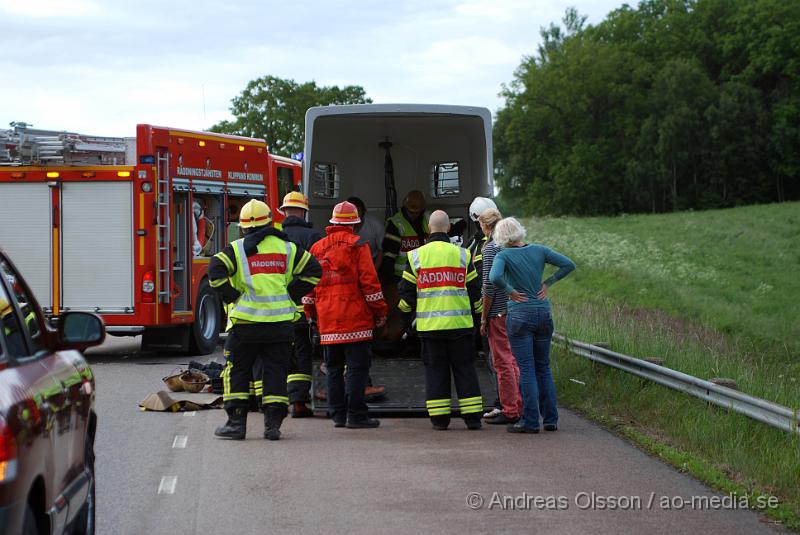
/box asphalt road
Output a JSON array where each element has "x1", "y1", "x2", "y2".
[{"x1": 85, "y1": 336, "x2": 785, "y2": 535}]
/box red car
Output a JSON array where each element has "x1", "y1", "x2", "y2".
[{"x1": 0, "y1": 250, "x2": 104, "y2": 534}]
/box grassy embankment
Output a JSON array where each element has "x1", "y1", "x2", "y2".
[{"x1": 523, "y1": 202, "x2": 800, "y2": 529}]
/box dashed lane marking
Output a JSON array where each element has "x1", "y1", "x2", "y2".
[
  {"x1": 158, "y1": 476, "x2": 178, "y2": 494},
  {"x1": 173, "y1": 435, "x2": 188, "y2": 449}
]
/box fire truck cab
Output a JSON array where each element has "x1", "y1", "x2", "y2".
[{"x1": 0, "y1": 123, "x2": 301, "y2": 354}]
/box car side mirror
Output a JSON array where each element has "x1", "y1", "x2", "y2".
[{"x1": 57, "y1": 312, "x2": 106, "y2": 351}]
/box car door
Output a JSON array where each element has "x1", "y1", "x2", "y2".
[
  {"x1": 0, "y1": 265, "x2": 61, "y2": 526},
  {"x1": 0, "y1": 258, "x2": 69, "y2": 513}
]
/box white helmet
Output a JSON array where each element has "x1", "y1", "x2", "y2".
[{"x1": 469, "y1": 197, "x2": 497, "y2": 221}]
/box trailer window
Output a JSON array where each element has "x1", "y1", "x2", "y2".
[
  {"x1": 430, "y1": 162, "x2": 460, "y2": 198},
  {"x1": 311, "y1": 162, "x2": 340, "y2": 199}
]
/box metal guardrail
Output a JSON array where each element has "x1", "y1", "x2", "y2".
[{"x1": 553, "y1": 333, "x2": 800, "y2": 436}]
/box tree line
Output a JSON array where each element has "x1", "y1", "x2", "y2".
[
  {"x1": 494, "y1": 0, "x2": 800, "y2": 216},
  {"x1": 211, "y1": 0, "x2": 798, "y2": 216}
]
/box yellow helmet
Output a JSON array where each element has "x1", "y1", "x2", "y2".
[
  {"x1": 239, "y1": 199, "x2": 272, "y2": 228},
  {"x1": 279, "y1": 191, "x2": 309, "y2": 212}
]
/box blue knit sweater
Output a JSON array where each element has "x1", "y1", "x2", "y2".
[{"x1": 489, "y1": 244, "x2": 575, "y2": 310}]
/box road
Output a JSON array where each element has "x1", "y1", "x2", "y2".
[{"x1": 86, "y1": 336, "x2": 784, "y2": 535}]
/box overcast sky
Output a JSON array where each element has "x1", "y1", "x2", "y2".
[{"x1": 1, "y1": 0, "x2": 621, "y2": 141}]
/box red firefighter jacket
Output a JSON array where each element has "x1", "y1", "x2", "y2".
[{"x1": 304, "y1": 226, "x2": 388, "y2": 344}]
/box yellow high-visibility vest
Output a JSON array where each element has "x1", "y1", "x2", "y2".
[
  {"x1": 386, "y1": 212, "x2": 428, "y2": 277},
  {"x1": 406, "y1": 241, "x2": 475, "y2": 332},
  {"x1": 228, "y1": 235, "x2": 297, "y2": 323}
]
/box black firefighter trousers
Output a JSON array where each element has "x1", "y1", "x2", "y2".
[
  {"x1": 324, "y1": 341, "x2": 372, "y2": 424},
  {"x1": 222, "y1": 322, "x2": 293, "y2": 417},
  {"x1": 420, "y1": 333, "x2": 483, "y2": 427},
  {"x1": 287, "y1": 319, "x2": 313, "y2": 404}
]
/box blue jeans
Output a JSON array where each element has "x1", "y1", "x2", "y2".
[{"x1": 506, "y1": 307, "x2": 557, "y2": 429}]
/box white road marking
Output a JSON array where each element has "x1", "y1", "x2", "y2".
[
  {"x1": 183, "y1": 411, "x2": 196, "y2": 416},
  {"x1": 158, "y1": 476, "x2": 178, "y2": 494},
  {"x1": 172, "y1": 435, "x2": 188, "y2": 449}
]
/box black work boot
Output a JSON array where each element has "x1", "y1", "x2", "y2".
[
  {"x1": 291, "y1": 401, "x2": 313, "y2": 418},
  {"x1": 431, "y1": 415, "x2": 451, "y2": 431},
  {"x1": 214, "y1": 406, "x2": 247, "y2": 439},
  {"x1": 264, "y1": 405, "x2": 288, "y2": 441},
  {"x1": 464, "y1": 415, "x2": 482, "y2": 430},
  {"x1": 346, "y1": 417, "x2": 380, "y2": 429}
]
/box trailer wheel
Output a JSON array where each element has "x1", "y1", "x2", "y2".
[{"x1": 189, "y1": 278, "x2": 221, "y2": 355}]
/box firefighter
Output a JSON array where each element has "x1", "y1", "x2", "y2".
[
  {"x1": 278, "y1": 191, "x2": 323, "y2": 418},
  {"x1": 209, "y1": 199, "x2": 321, "y2": 440},
  {"x1": 379, "y1": 190, "x2": 429, "y2": 283},
  {"x1": 304, "y1": 201, "x2": 388, "y2": 429},
  {"x1": 465, "y1": 196, "x2": 497, "y2": 276},
  {"x1": 465, "y1": 196, "x2": 503, "y2": 418},
  {"x1": 397, "y1": 210, "x2": 484, "y2": 430}
]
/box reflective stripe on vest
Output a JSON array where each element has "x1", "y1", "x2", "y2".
[
  {"x1": 388, "y1": 212, "x2": 428, "y2": 277},
  {"x1": 229, "y1": 237, "x2": 297, "y2": 323},
  {"x1": 410, "y1": 242, "x2": 473, "y2": 332}
]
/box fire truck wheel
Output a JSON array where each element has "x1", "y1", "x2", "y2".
[{"x1": 189, "y1": 278, "x2": 221, "y2": 355}]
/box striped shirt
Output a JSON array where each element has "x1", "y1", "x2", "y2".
[{"x1": 481, "y1": 240, "x2": 508, "y2": 317}]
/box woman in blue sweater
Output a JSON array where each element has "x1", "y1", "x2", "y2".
[{"x1": 489, "y1": 217, "x2": 576, "y2": 434}]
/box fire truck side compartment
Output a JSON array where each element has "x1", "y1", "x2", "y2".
[
  {"x1": 0, "y1": 182, "x2": 53, "y2": 308},
  {"x1": 61, "y1": 181, "x2": 134, "y2": 312}
]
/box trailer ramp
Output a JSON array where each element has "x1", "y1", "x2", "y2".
[{"x1": 312, "y1": 355, "x2": 496, "y2": 415}]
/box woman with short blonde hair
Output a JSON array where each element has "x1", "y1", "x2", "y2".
[
  {"x1": 477, "y1": 208, "x2": 502, "y2": 230},
  {"x1": 479, "y1": 209, "x2": 523, "y2": 425},
  {"x1": 489, "y1": 217, "x2": 576, "y2": 434}
]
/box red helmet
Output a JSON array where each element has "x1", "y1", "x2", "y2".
[{"x1": 329, "y1": 201, "x2": 361, "y2": 225}]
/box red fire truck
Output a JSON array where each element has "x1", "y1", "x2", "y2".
[{"x1": 0, "y1": 123, "x2": 301, "y2": 354}]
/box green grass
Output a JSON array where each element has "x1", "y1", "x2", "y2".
[{"x1": 519, "y1": 202, "x2": 800, "y2": 527}]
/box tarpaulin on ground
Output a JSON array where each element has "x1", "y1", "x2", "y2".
[{"x1": 139, "y1": 390, "x2": 223, "y2": 412}]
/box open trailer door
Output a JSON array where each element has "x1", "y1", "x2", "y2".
[{"x1": 303, "y1": 104, "x2": 496, "y2": 413}]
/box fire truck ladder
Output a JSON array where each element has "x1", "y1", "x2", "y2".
[{"x1": 156, "y1": 153, "x2": 171, "y2": 303}]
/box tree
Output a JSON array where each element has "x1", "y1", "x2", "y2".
[
  {"x1": 705, "y1": 81, "x2": 768, "y2": 205},
  {"x1": 210, "y1": 76, "x2": 371, "y2": 156},
  {"x1": 647, "y1": 59, "x2": 715, "y2": 211},
  {"x1": 494, "y1": 1, "x2": 800, "y2": 215}
]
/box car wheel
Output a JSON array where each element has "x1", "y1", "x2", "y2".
[
  {"x1": 23, "y1": 503, "x2": 39, "y2": 535},
  {"x1": 189, "y1": 278, "x2": 221, "y2": 355},
  {"x1": 72, "y1": 438, "x2": 95, "y2": 535}
]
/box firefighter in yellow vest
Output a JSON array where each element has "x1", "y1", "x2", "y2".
[
  {"x1": 209, "y1": 199, "x2": 321, "y2": 440},
  {"x1": 397, "y1": 210, "x2": 485, "y2": 430},
  {"x1": 379, "y1": 190, "x2": 429, "y2": 282}
]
